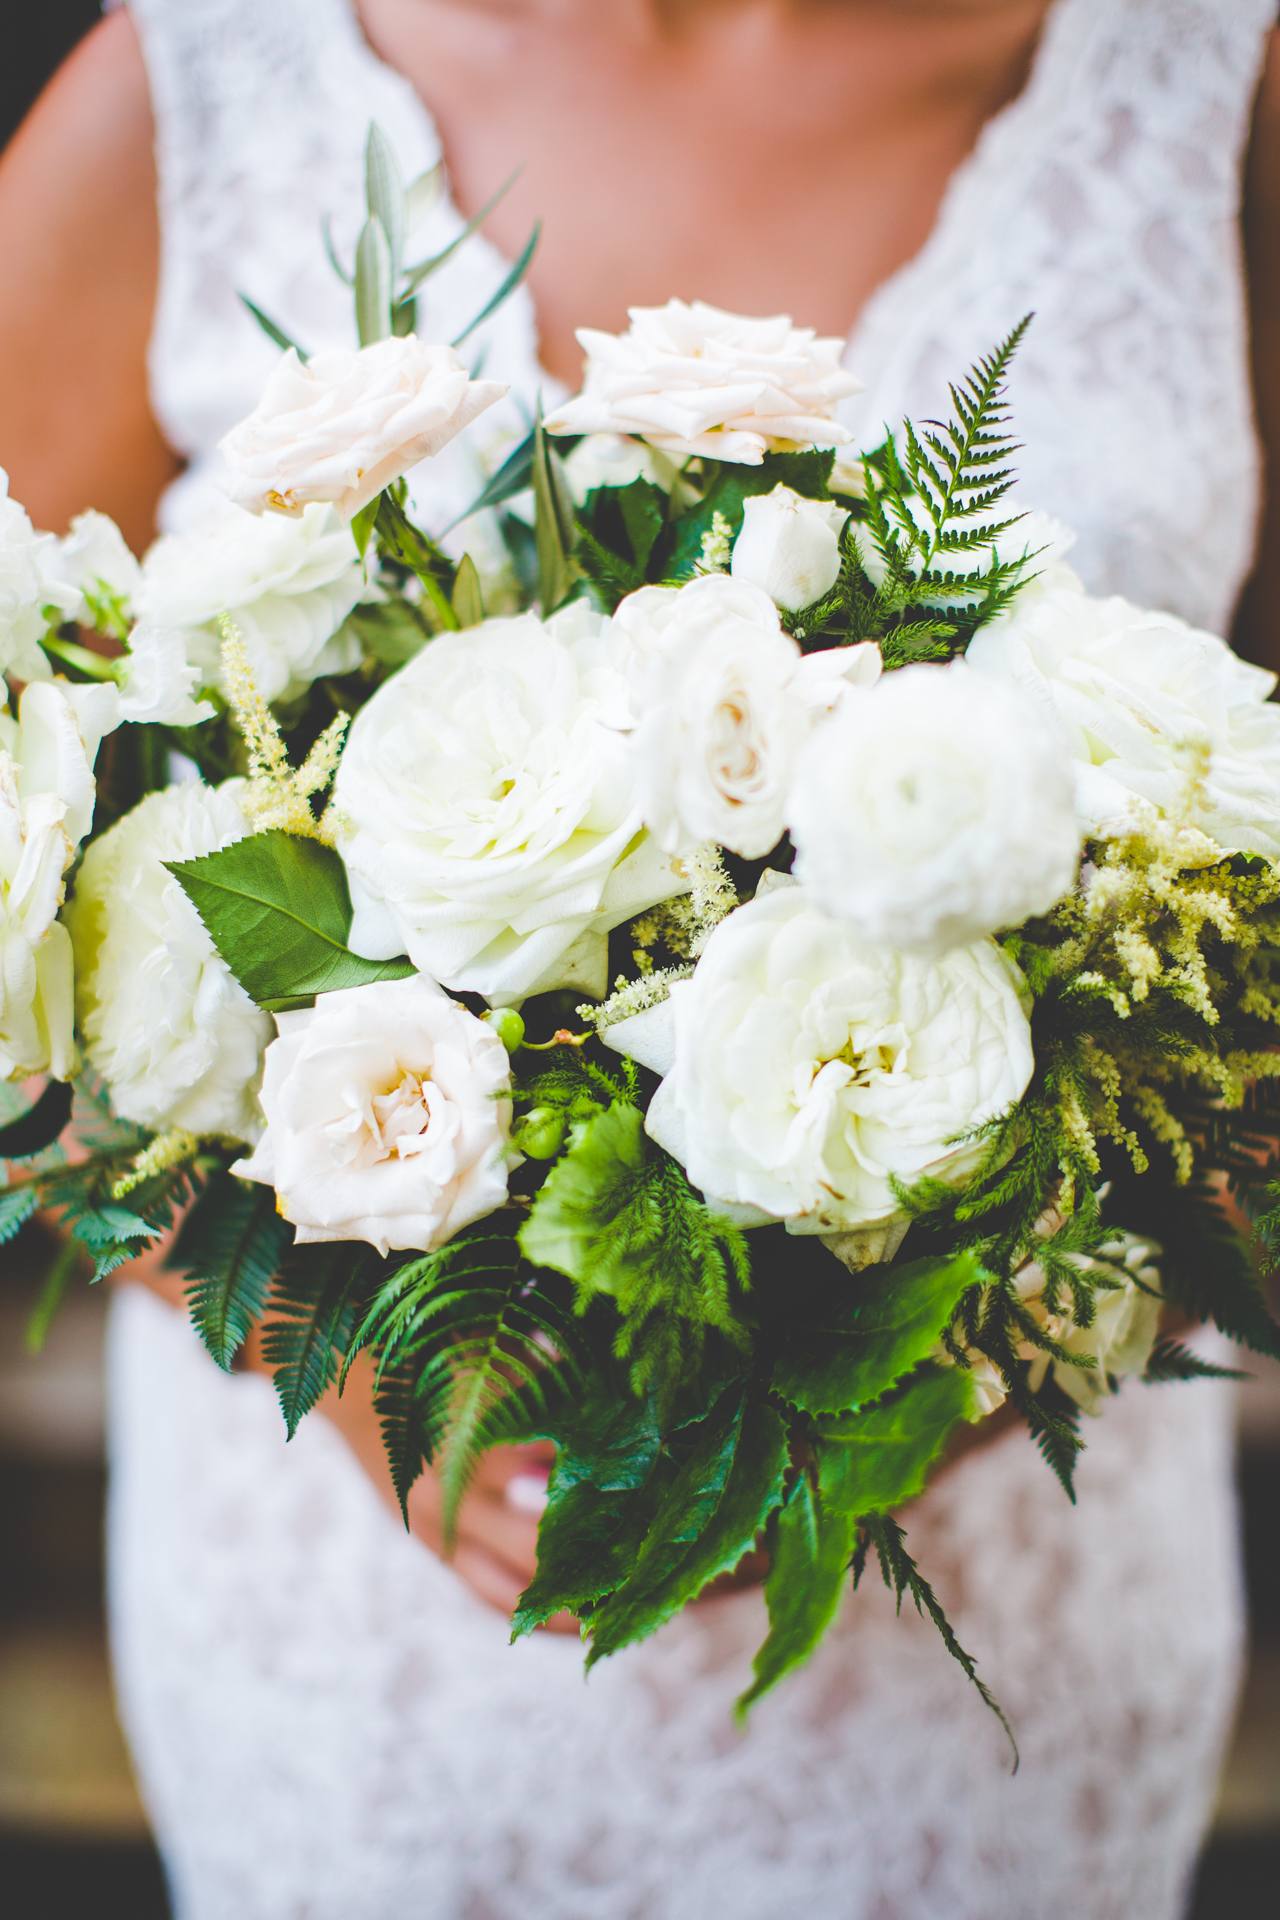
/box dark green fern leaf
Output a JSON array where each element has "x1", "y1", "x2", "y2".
[
  {"x1": 1144, "y1": 1340, "x2": 1248, "y2": 1384},
  {"x1": 262, "y1": 1241, "x2": 367, "y2": 1437},
  {"x1": 170, "y1": 1171, "x2": 293, "y2": 1369}
]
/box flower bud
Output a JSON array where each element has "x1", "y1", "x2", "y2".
[
  {"x1": 513, "y1": 1106, "x2": 566, "y2": 1160},
  {"x1": 483, "y1": 1007, "x2": 526, "y2": 1055},
  {"x1": 730, "y1": 485, "x2": 848, "y2": 614}
]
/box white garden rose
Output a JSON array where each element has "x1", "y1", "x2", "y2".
[
  {"x1": 788, "y1": 661, "x2": 1081, "y2": 957},
  {"x1": 966, "y1": 583, "x2": 1280, "y2": 856},
  {"x1": 543, "y1": 300, "x2": 862, "y2": 465},
  {"x1": 233, "y1": 974, "x2": 513, "y2": 1256},
  {"x1": 642, "y1": 883, "x2": 1035, "y2": 1233},
  {"x1": 0, "y1": 470, "x2": 80, "y2": 683},
  {"x1": 730, "y1": 485, "x2": 849, "y2": 614},
  {"x1": 334, "y1": 599, "x2": 686, "y2": 1002},
  {"x1": 613, "y1": 574, "x2": 812, "y2": 858},
  {"x1": 48, "y1": 510, "x2": 142, "y2": 625},
  {"x1": 66, "y1": 783, "x2": 272, "y2": 1138},
  {"x1": 218, "y1": 337, "x2": 508, "y2": 521},
  {"x1": 136, "y1": 501, "x2": 367, "y2": 705},
  {"x1": 0, "y1": 678, "x2": 122, "y2": 1079}
]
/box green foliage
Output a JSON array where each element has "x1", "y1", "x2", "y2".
[
  {"x1": 0, "y1": 1186, "x2": 39, "y2": 1246},
  {"x1": 815, "y1": 1366, "x2": 975, "y2": 1514},
  {"x1": 238, "y1": 294, "x2": 308, "y2": 360},
  {"x1": 532, "y1": 409, "x2": 578, "y2": 613},
  {"x1": 169, "y1": 1170, "x2": 293, "y2": 1370},
  {"x1": 771, "y1": 1251, "x2": 985, "y2": 1413},
  {"x1": 25, "y1": 1239, "x2": 84, "y2": 1355},
  {"x1": 168, "y1": 830, "x2": 414, "y2": 1012},
  {"x1": 452, "y1": 221, "x2": 540, "y2": 348},
  {"x1": 0, "y1": 1079, "x2": 74, "y2": 1158},
  {"x1": 262, "y1": 1241, "x2": 367, "y2": 1438},
  {"x1": 442, "y1": 428, "x2": 538, "y2": 534},
  {"x1": 737, "y1": 1474, "x2": 856, "y2": 1715},
  {"x1": 519, "y1": 1101, "x2": 751, "y2": 1396},
  {"x1": 451, "y1": 553, "x2": 485, "y2": 628},
  {"x1": 1144, "y1": 1340, "x2": 1247, "y2": 1384}
]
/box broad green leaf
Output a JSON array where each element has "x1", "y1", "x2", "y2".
[
  {"x1": 518, "y1": 1101, "x2": 648, "y2": 1287},
  {"x1": 617, "y1": 478, "x2": 666, "y2": 574},
  {"x1": 346, "y1": 598, "x2": 431, "y2": 666},
  {"x1": 452, "y1": 220, "x2": 540, "y2": 348},
  {"x1": 451, "y1": 552, "x2": 485, "y2": 627},
  {"x1": 237, "y1": 293, "x2": 308, "y2": 361},
  {"x1": 355, "y1": 214, "x2": 393, "y2": 346},
  {"x1": 588, "y1": 1393, "x2": 788, "y2": 1662},
  {"x1": 262, "y1": 1241, "x2": 365, "y2": 1438},
  {"x1": 0, "y1": 1079, "x2": 73, "y2": 1159},
  {"x1": 771, "y1": 1249, "x2": 984, "y2": 1413},
  {"x1": 816, "y1": 1366, "x2": 974, "y2": 1517},
  {"x1": 167, "y1": 830, "x2": 414, "y2": 1011},
  {"x1": 513, "y1": 1385, "x2": 668, "y2": 1635},
  {"x1": 169, "y1": 1170, "x2": 292, "y2": 1370},
  {"x1": 737, "y1": 1473, "x2": 857, "y2": 1714},
  {"x1": 533, "y1": 409, "x2": 577, "y2": 614},
  {"x1": 364, "y1": 122, "x2": 405, "y2": 279}
]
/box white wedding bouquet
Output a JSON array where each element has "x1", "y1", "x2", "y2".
[{"x1": 5, "y1": 128, "x2": 1279, "y2": 1732}]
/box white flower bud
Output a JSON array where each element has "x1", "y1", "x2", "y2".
[{"x1": 730, "y1": 485, "x2": 848, "y2": 614}]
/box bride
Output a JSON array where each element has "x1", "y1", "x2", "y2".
[{"x1": 1, "y1": 1, "x2": 1275, "y2": 1914}]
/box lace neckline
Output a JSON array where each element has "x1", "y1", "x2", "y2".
[{"x1": 336, "y1": 0, "x2": 1081, "y2": 383}]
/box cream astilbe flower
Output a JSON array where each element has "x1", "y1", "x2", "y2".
[
  {"x1": 544, "y1": 301, "x2": 862, "y2": 465},
  {"x1": 218, "y1": 337, "x2": 508, "y2": 521},
  {"x1": 233, "y1": 974, "x2": 514, "y2": 1256},
  {"x1": 66, "y1": 782, "x2": 272, "y2": 1139},
  {"x1": 218, "y1": 623, "x2": 348, "y2": 842}
]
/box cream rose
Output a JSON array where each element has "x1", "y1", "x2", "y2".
[
  {"x1": 1012, "y1": 1232, "x2": 1163, "y2": 1415},
  {"x1": 66, "y1": 783, "x2": 272, "y2": 1138},
  {"x1": 966, "y1": 582, "x2": 1280, "y2": 856},
  {"x1": 543, "y1": 300, "x2": 862, "y2": 465},
  {"x1": 788, "y1": 661, "x2": 1081, "y2": 957},
  {"x1": 730, "y1": 485, "x2": 849, "y2": 614},
  {"x1": 218, "y1": 337, "x2": 508, "y2": 521},
  {"x1": 135, "y1": 501, "x2": 368, "y2": 704},
  {"x1": 641, "y1": 883, "x2": 1034, "y2": 1233},
  {"x1": 334, "y1": 600, "x2": 685, "y2": 1003},
  {"x1": 233, "y1": 974, "x2": 513, "y2": 1255},
  {"x1": 0, "y1": 471, "x2": 80, "y2": 684},
  {"x1": 613, "y1": 575, "x2": 812, "y2": 858}
]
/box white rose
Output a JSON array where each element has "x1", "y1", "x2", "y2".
[
  {"x1": 788, "y1": 661, "x2": 1081, "y2": 957},
  {"x1": 117, "y1": 626, "x2": 215, "y2": 728},
  {"x1": 613, "y1": 574, "x2": 811, "y2": 859},
  {"x1": 233, "y1": 974, "x2": 513, "y2": 1255},
  {"x1": 1016, "y1": 1232, "x2": 1162, "y2": 1414},
  {"x1": 730, "y1": 485, "x2": 849, "y2": 614},
  {"x1": 218, "y1": 337, "x2": 508, "y2": 521},
  {"x1": 47, "y1": 510, "x2": 142, "y2": 626},
  {"x1": 334, "y1": 600, "x2": 685, "y2": 1003},
  {"x1": 0, "y1": 678, "x2": 122, "y2": 1079},
  {"x1": 136, "y1": 501, "x2": 368, "y2": 705},
  {"x1": 562, "y1": 433, "x2": 681, "y2": 506},
  {"x1": 966, "y1": 583, "x2": 1280, "y2": 856},
  {"x1": 543, "y1": 300, "x2": 862, "y2": 465},
  {"x1": 0, "y1": 470, "x2": 80, "y2": 683},
  {"x1": 66, "y1": 783, "x2": 272, "y2": 1138},
  {"x1": 642, "y1": 883, "x2": 1034, "y2": 1232}
]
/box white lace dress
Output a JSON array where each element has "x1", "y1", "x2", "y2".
[{"x1": 110, "y1": 2, "x2": 1272, "y2": 1915}]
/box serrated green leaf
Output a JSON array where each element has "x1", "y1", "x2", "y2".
[
  {"x1": 771, "y1": 1250, "x2": 984, "y2": 1413},
  {"x1": 451, "y1": 552, "x2": 484, "y2": 627},
  {"x1": 519, "y1": 1101, "x2": 648, "y2": 1285},
  {"x1": 167, "y1": 830, "x2": 414, "y2": 1011},
  {"x1": 0, "y1": 1079, "x2": 74, "y2": 1159},
  {"x1": 355, "y1": 214, "x2": 393, "y2": 346},
  {"x1": 588, "y1": 1393, "x2": 788, "y2": 1662},
  {"x1": 262, "y1": 1241, "x2": 365, "y2": 1438},
  {"x1": 364, "y1": 122, "x2": 405, "y2": 280},
  {"x1": 737, "y1": 1474, "x2": 856, "y2": 1714},
  {"x1": 816, "y1": 1366, "x2": 974, "y2": 1515},
  {"x1": 617, "y1": 478, "x2": 666, "y2": 574},
  {"x1": 71, "y1": 1205, "x2": 152, "y2": 1250},
  {"x1": 168, "y1": 1170, "x2": 292, "y2": 1370}
]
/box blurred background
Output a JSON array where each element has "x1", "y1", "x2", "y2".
[{"x1": 2, "y1": 9, "x2": 1279, "y2": 1917}]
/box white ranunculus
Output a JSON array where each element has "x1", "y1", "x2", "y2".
[
  {"x1": 562, "y1": 433, "x2": 681, "y2": 506},
  {"x1": 117, "y1": 626, "x2": 215, "y2": 727},
  {"x1": 218, "y1": 337, "x2": 508, "y2": 521},
  {"x1": 66, "y1": 783, "x2": 272, "y2": 1138},
  {"x1": 643, "y1": 884, "x2": 1034, "y2": 1233},
  {"x1": 136, "y1": 501, "x2": 368, "y2": 705},
  {"x1": 612, "y1": 574, "x2": 811, "y2": 859},
  {"x1": 233, "y1": 974, "x2": 513, "y2": 1256},
  {"x1": 0, "y1": 471, "x2": 80, "y2": 683},
  {"x1": 788, "y1": 661, "x2": 1081, "y2": 957},
  {"x1": 334, "y1": 599, "x2": 686, "y2": 1003},
  {"x1": 966, "y1": 583, "x2": 1280, "y2": 856},
  {"x1": 0, "y1": 678, "x2": 122, "y2": 1079},
  {"x1": 543, "y1": 300, "x2": 863, "y2": 465},
  {"x1": 48, "y1": 510, "x2": 142, "y2": 625},
  {"x1": 730, "y1": 485, "x2": 849, "y2": 614}
]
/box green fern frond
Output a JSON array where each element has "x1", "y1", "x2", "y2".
[
  {"x1": 170, "y1": 1170, "x2": 292, "y2": 1370},
  {"x1": 261, "y1": 1241, "x2": 367, "y2": 1437}
]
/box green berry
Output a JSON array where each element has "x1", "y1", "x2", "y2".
[
  {"x1": 484, "y1": 1007, "x2": 526, "y2": 1054},
  {"x1": 514, "y1": 1106, "x2": 566, "y2": 1160}
]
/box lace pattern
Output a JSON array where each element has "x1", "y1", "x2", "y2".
[{"x1": 115, "y1": 0, "x2": 1271, "y2": 1911}]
